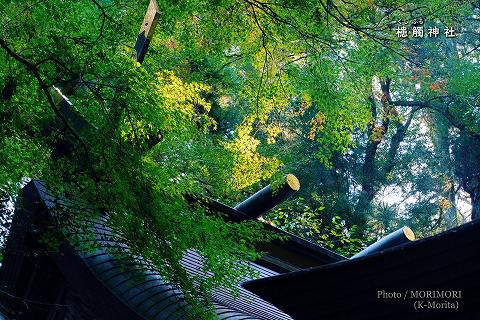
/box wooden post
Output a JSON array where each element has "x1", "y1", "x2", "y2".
[
  {"x1": 351, "y1": 226, "x2": 415, "y2": 259},
  {"x1": 234, "y1": 174, "x2": 300, "y2": 219},
  {"x1": 134, "y1": 0, "x2": 160, "y2": 63}
]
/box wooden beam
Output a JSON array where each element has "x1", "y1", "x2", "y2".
[
  {"x1": 134, "y1": 0, "x2": 160, "y2": 63},
  {"x1": 42, "y1": 87, "x2": 95, "y2": 158},
  {"x1": 351, "y1": 226, "x2": 415, "y2": 259},
  {"x1": 50, "y1": 87, "x2": 91, "y2": 132},
  {"x1": 234, "y1": 174, "x2": 300, "y2": 219}
]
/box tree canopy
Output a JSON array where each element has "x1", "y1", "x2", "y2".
[{"x1": 1, "y1": 0, "x2": 479, "y2": 317}]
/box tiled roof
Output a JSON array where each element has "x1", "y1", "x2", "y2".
[
  {"x1": 10, "y1": 181, "x2": 296, "y2": 319},
  {"x1": 243, "y1": 218, "x2": 480, "y2": 320}
]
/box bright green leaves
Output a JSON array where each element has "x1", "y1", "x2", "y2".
[
  {"x1": 120, "y1": 69, "x2": 215, "y2": 148},
  {"x1": 264, "y1": 197, "x2": 365, "y2": 256},
  {"x1": 225, "y1": 119, "x2": 283, "y2": 191},
  {"x1": 446, "y1": 62, "x2": 480, "y2": 133},
  {"x1": 1, "y1": 2, "x2": 274, "y2": 318},
  {"x1": 0, "y1": 134, "x2": 50, "y2": 194},
  {"x1": 156, "y1": 70, "x2": 216, "y2": 131},
  {"x1": 3, "y1": 0, "x2": 477, "y2": 317}
]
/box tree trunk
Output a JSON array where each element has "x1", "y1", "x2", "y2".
[
  {"x1": 469, "y1": 187, "x2": 480, "y2": 220},
  {"x1": 431, "y1": 113, "x2": 457, "y2": 227}
]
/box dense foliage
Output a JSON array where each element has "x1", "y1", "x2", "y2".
[{"x1": 1, "y1": 0, "x2": 479, "y2": 317}]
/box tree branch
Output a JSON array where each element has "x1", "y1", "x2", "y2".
[
  {"x1": 318, "y1": 1, "x2": 420, "y2": 66},
  {"x1": 0, "y1": 38, "x2": 93, "y2": 165}
]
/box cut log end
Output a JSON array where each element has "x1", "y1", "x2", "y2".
[
  {"x1": 285, "y1": 174, "x2": 300, "y2": 191},
  {"x1": 351, "y1": 226, "x2": 415, "y2": 259},
  {"x1": 402, "y1": 226, "x2": 415, "y2": 241},
  {"x1": 234, "y1": 174, "x2": 301, "y2": 219}
]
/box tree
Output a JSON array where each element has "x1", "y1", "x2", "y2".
[
  {"x1": 0, "y1": 0, "x2": 378, "y2": 315},
  {"x1": 250, "y1": 0, "x2": 479, "y2": 241},
  {"x1": 1, "y1": 0, "x2": 479, "y2": 315}
]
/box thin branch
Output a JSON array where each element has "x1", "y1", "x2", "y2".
[
  {"x1": 214, "y1": 55, "x2": 245, "y2": 74},
  {"x1": 318, "y1": 0, "x2": 420, "y2": 66},
  {"x1": 1, "y1": 0, "x2": 45, "y2": 29},
  {"x1": 90, "y1": 0, "x2": 107, "y2": 40},
  {"x1": 0, "y1": 288, "x2": 70, "y2": 308}
]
